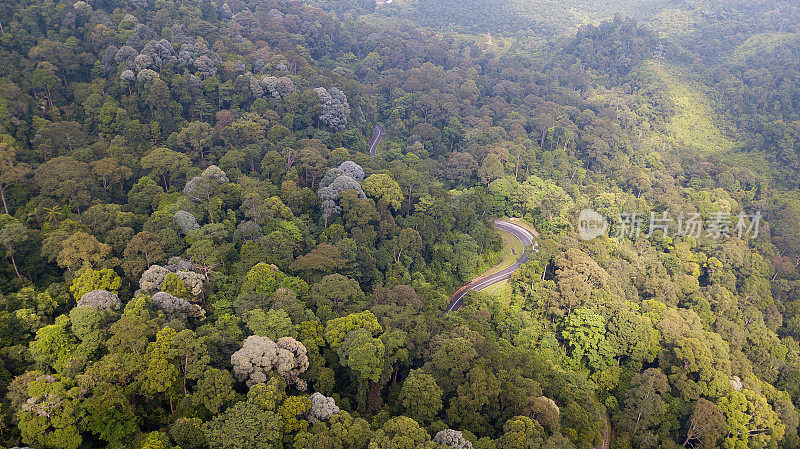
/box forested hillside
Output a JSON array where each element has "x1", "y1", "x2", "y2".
[{"x1": 0, "y1": 0, "x2": 799, "y2": 448}]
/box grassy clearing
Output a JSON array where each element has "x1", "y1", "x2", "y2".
[
  {"x1": 483, "y1": 280, "x2": 512, "y2": 299},
  {"x1": 646, "y1": 61, "x2": 738, "y2": 157},
  {"x1": 730, "y1": 32, "x2": 799, "y2": 64},
  {"x1": 485, "y1": 229, "x2": 524, "y2": 275}
]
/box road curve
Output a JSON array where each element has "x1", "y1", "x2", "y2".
[
  {"x1": 446, "y1": 219, "x2": 537, "y2": 312},
  {"x1": 367, "y1": 124, "x2": 385, "y2": 157}
]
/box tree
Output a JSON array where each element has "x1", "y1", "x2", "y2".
[
  {"x1": 177, "y1": 121, "x2": 214, "y2": 162},
  {"x1": 122, "y1": 231, "x2": 166, "y2": 277},
  {"x1": 56, "y1": 232, "x2": 110, "y2": 272},
  {"x1": 497, "y1": 416, "x2": 546, "y2": 449},
  {"x1": 561, "y1": 308, "x2": 616, "y2": 372},
  {"x1": 77, "y1": 289, "x2": 121, "y2": 310},
  {"x1": 315, "y1": 87, "x2": 350, "y2": 131},
  {"x1": 186, "y1": 238, "x2": 227, "y2": 278},
  {"x1": 203, "y1": 399, "x2": 283, "y2": 449},
  {"x1": 445, "y1": 152, "x2": 478, "y2": 185},
  {"x1": 82, "y1": 384, "x2": 139, "y2": 445},
  {"x1": 279, "y1": 395, "x2": 311, "y2": 437},
  {"x1": 337, "y1": 328, "x2": 385, "y2": 384},
  {"x1": 310, "y1": 273, "x2": 365, "y2": 315},
  {"x1": 434, "y1": 430, "x2": 474, "y2": 449},
  {"x1": 29, "y1": 315, "x2": 78, "y2": 372},
  {"x1": 245, "y1": 308, "x2": 297, "y2": 340},
  {"x1": 553, "y1": 249, "x2": 612, "y2": 316},
  {"x1": 391, "y1": 228, "x2": 423, "y2": 265},
  {"x1": 0, "y1": 134, "x2": 32, "y2": 215},
  {"x1": 368, "y1": 416, "x2": 433, "y2": 449},
  {"x1": 683, "y1": 398, "x2": 725, "y2": 448},
  {"x1": 478, "y1": 153, "x2": 504, "y2": 186},
  {"x1": 718, "y1": 389, "x2": 785, "y2": 449},
  {"x1": 141, "y1": 327, "x2": 183, "y2": 413},
  {"x1": 0, "y1": 220, "x2": 32, "y2": 280},
  {"x1": 294, "y1": 410, "x2": 372, "y2": 448},
  {"x1": 324, "y1": 311, "x2": 383, "y2": 350},
  {"x1": 16, "y1": 375, "x2": 84, "y2": 449},
  {"x1": 231, "y1": 335, "x2": 310, "y2": 390},
  {"x1": 140, "y1": 147, "x2": 190, "y2": 191},
  {"x1": 241, "y1": 263, "x2": 306, "y2": 299},
  {"x1": 401, "y1": 370, "x2": 443, "y2": 425},
  {"x1": 150, "y1": 292, "x2": 206, "y2": 320},
  {"x1": 619, "y1": 368, "x2": 669, "y2": 441},
  {"x1": 140, "y1": 431, "x2": 176, "y2": 449},
  {"x1": 309, "y1": 393, "x2": 341, "y2": 422},
  {"x1": 194, "y1": 368, "x2": 236, "y2": 415},
  {"x1": 32, "y1": 121, "x2": 88, "y2": 159},
  {"x1": 128, "y1": 176, "x2": 164, "y2": 214},
  {"x1": 175, "y1": 210, "x2": 200, "y2": 235},
  {"x1": 171, "y1": 418, "x2": 207, "y2": 449},
  {"x1": 35, "y1": 156, "x2": 93, "y2": 211},
  {"x1": 363, "y1": 174, "x2": 403, "y2": 211},
  {"x1": 70, "y1": 267, "x2": 122, "y2": 300},
  {"x1": 92, "y1": 157, "x2": 132, "y2": 198},
  {"x1": 291, "y1": 243, "x2": 345, "y2": 280}
]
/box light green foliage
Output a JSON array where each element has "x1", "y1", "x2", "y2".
[
  {"x1": 142, "y1": 327, "x2": 210, "y2": 405},
  {"x1": 362, "y1": 173, "x2": 403, "y2": 211},
  {"x1": 324, "y1": 311, "x2": 383, "y2": 349},
  {"x1": 29, "y1": 315, "x2": 78, "y2": 372},
  {"x1": 83, "y1": 384, "x2": 139, "y2": 445},
  {"x1": 194, "y1": 368, "x2": 237, "y2": 414},
  {"x1": 606, "y1": 307, "x2": 660, "y2": 371},
  {"x1": 17, "y1": 376, "x2": 85, "y2": 449},
  {"x1": 162, "y1": 271, "x2": 191, "y2": 300},
  {"x1": 497, "y1": 416, "x2": 546, "y2": 449},
  {"x1": 368, "y1": 416, "x2": 433, "y2": 449},
  {"x1": 69, "y1": 267, "x2": 122, "y2": 300},
  {"x1": 293, "y1": 410, "x2": 372, "y2": 448},
  {"x1": 245, "y1": 308, "x2": 297, "y2": 340},
  {"x1": 279, "y1": 395, "x2": 311, "y2": 436},
  {"x1": 140, "y1": 431, "x2": 176, "y2": 449},
  {"x1": 241, "y1": 263, "x2": 308, "y2": 299},
  {"x1": 248, "y1": 377, "x2": 288, "y2": 412},
  {"x1": 645, "y1": 62, "x2": 737, "y2": 156},
  {"x1": 561, "y1": 308, "x2": 616, "y2": 372},
  {"x1": 718, "y1": 388, "x2": 785, "y2": 449},
  {"x1": 69, "y1": 305, "x2": 109, "y2": 342},
  {"x1": 204, "y1": 400, "x2": 283, "y2": 449},
  {"x1": 57, "y1": 231, "x2": 111, "y2": 271},
  {"x1": 401, "y1": 369, "x2": 443, "y2": 424},
  {"x1": 337, "y1": 328, "x2": 386, "y2": 383}
]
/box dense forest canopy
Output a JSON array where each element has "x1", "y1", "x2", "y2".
[{"x1": 0, "y1": 0, "x2": 799, "y2": 448}]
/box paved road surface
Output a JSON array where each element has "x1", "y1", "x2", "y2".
[
  {"x1": 446, "y1": 219, "x2": 536, "y2": 312},
  {"x1": 367, "y1": 124, "x2": 385, "y2": 157}
]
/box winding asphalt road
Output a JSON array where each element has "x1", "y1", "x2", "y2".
[
  {"x1": 367, "y1": 124, "x2": 385, "y2": 157},
  {"x1": 446, "y1": 219, "x2": 537, "y2": 312}
]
